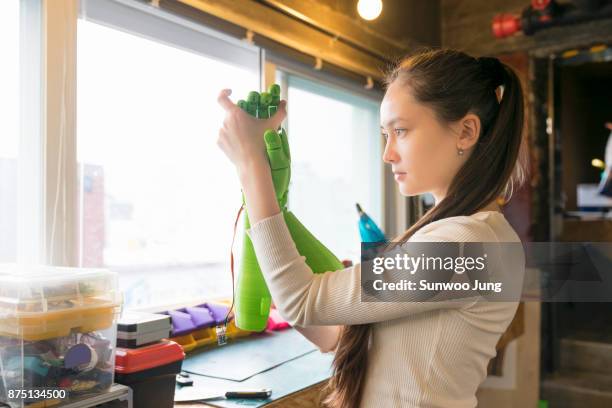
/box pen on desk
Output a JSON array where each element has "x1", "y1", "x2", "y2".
[{"x1": 174, "y1": 387, "x2": 272, "y2": 402}]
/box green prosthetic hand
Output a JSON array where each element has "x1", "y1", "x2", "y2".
[{"x1": 235, "y1": 84, "x2": 344, "y2": 331}]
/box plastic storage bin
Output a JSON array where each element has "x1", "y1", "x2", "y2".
[
  {"x1": 0, "y1": 264, "x2": 122, "y2": 408},
  {"x1": 114, "y1": 340, "x2": 184, "y2": 408}
]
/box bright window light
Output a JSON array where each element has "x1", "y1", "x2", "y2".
[
  {"x1": 0, "y1": 0, "x2": 20, "y2": 262},
  {"x1": 77, "y1": 19, "x2": 257, "y2": 309},
  {"x1": 286, "y1": 75, "x2": 383, "y2": 262}
]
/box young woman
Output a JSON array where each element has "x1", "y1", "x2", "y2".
[{"x1": 216, "y1": 48, "x2": 527, "y2": 408}]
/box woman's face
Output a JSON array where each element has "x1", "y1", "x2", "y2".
[{"x1": 380, "y1": 81, "x2": 465, "y2": 201}]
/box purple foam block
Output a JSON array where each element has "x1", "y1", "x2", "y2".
[
  {"x1": 184, "y1": 306, "x2": 215, "y2": 329},
  {"x1": 202, "y1": 303, "x2": 231, "y2": 325},
  {"x1": 166, "y1": 310, "x2": 197, "y2": 337}
]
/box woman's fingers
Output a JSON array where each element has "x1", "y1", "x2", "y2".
[
  {"x1": 278, "y1": 99, "x2": 287, "y2": 115},
  {"x1": 268, "y1": 99, "x2": 287, "y2": 129},
  {"x1": 216, "y1": 89, "x2": 285, "y2": 166},
  {"x1": 217, "y1": 89, "x2": 235, "y2": 112}
]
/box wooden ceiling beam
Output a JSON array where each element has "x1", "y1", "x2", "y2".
[
  {"x1": 259, "y1": 0, "x2": 416, "y2": 61},
  {"x1": 177, "y1": 0, "x2": 392, "y2": 80}
]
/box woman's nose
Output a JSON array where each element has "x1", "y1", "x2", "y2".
[{"x1": 382, "y1": 139, "x2": 399, "y2": 164}]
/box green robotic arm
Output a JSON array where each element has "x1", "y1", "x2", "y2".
[{"x1": 235, "y1": 84, "x2": 344, "y2": 331}]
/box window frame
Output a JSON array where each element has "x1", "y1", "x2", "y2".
[
  {"x1": 12, "y1": 0, "x2": 78, "y2": 266},
  {"x1": 79, "y1": 0, "x2": 260, "y2": 69}
]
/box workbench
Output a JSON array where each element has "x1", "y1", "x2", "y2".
[{"x1": 172, "y1": 328, "x2": 334, "y2": 408}]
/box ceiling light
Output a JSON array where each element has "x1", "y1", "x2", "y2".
[{"x1": 357, "y1": 0, "x2": 382, "y2": 21}]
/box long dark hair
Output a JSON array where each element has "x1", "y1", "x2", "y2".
[{"x1": 321, "y1": 47, "x2": 527, "y2": 408}]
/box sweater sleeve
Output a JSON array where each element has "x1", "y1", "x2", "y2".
[{"x1": 245, "y1": 211, "x2": 497, "y2": 327}]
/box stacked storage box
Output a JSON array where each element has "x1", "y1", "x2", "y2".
[
  {"x1": 0, "y1": 265, "x2": 121, "y2": 408},
  {"x1": 114, "y1": 341, "x2": 183, "y2": 408},
  {"x1": 116, "y1": 312, "x2": 171, "y2": 349},
  {"x1": 114, "y1": 312, "x2": 183, "y2": 408}
]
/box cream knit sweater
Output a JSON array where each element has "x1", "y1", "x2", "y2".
[{"x1": 246, "y1": 210, "x2": 523, "y2": 408}]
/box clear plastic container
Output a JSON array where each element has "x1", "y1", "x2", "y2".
[{"x1": 0, "y1": 264, "x2": 122, "y2": 408}]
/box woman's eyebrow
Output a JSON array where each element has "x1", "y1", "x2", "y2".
[{"x1": 380, "y1": 117, "x2": 409, "y2": 128}]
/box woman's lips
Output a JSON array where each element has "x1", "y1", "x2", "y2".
[{"x1": 393, "y1": 172, "x2": 406, "y2": 181}]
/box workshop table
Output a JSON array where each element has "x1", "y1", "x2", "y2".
[{"x1": 173, "y1": 328, "x2": 334, "y2": 408}]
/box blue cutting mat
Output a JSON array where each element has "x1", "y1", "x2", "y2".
[
  {"x1": 181, "y1": 329, "x2": 319, "y2": 381},
  {"x1": 177, "y1": 349, "x2": 334, "y2": 407}
]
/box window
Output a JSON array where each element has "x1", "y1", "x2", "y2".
[
  {"x1": 283, "y1": 74, "x2": 383, "y2": 262},
  {"x1": 77, "y1": 1, "x2": 260, "y2": 309},
  {"x1": 0, "y1": 1, "x2": 21, "y2": 262},
  {"x1": 4, "y1": 0, "x2": 390, "y2": 308}
]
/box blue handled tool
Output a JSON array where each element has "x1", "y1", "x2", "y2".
[{"x1": 356, "y1": 203, "x2": 387, "y2": 243}]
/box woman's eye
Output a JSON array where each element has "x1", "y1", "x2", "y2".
[
  {"x1": 395, "y1": 128, "x2": 406, "y2": 136},
  {"x1": 381, "y1": 132, "x2": 389, "y2": 140}
]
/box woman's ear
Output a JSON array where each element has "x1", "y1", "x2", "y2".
[{"x1": 456, "y1": 113, "x2": 481, "y2": 151}]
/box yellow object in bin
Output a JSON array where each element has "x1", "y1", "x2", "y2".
[
  {"x1": 192, "y1": 326, "x2": 217, "y2": 347},
  {"x1": 171, "y1": 333, "x2": 197, "y2": 353},
  {"x1": 2, "y1": 300, "x2": 118, "y2": 341}
]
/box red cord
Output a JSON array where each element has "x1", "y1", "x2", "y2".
[{"x1": 223, "y1": 203, "x2": 244, "y2": 327}]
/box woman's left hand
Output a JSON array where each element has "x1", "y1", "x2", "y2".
[{"x1": 216, "y1": 88, "x2": 288, "y2": 173}]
